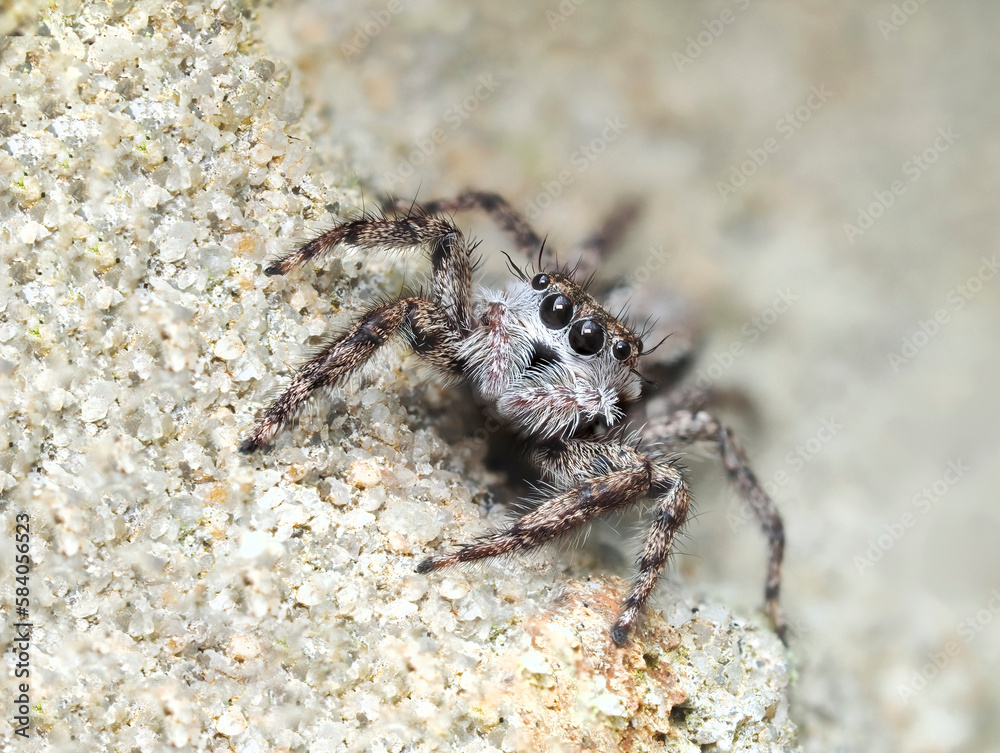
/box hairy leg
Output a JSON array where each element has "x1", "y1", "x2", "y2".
[
  {"x1": 613, "y1": 460, "x2": 691, "y2": 645},
  {"x1": 421, "y1": 435, "x2": 692, "y2": 645},
  {"x1": 390, "y1": 190, "x2": 545, "y2": 259},
  {"x1": 417, "y1": 438, "x2": 652, "y2": 590},
  {"x1": 264, "y1": 214, "x2": 475, "y2": 331},
  {"x1": 398, "y1": 192, "x2": 644, "y2": 283},
  {"x1": 640, "y1": 409, "x2": 787, "y2": 641},
  {"x1": 239, "y1": 297, "x2": 456, "y2": 453}
]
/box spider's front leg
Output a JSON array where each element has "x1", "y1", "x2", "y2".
[
  {"x1": 242, "y1": 210, "x2": 483, "y2": 452},
  {"x1": 418, "y1": 436, "x2": 688, "y2": 646},
  {"x1": 390, "y1": 191, "x2": 544, "y2": 259},
  {"x1": 265, "y1": 213, "x2": 475, "y2": 331},
  {"x1": 641, "y1": 407, "x2": 787, "y2": 642},
  {"x1": 613, "y1": 460, "x2": 691, "y2": 645},
  {"x1": 239, "y1": 297, "x2": 457, "y2": 453},
  {"x1": 389, "y1": 190, "x2": 640, "y2": 281},
  {"x1": 416, "y1": 436, "x2": 652, "y2": 585}
]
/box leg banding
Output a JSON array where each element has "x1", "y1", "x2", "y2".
[
  {"x1": 239, "y1": 298, "x2": 454, "y2": 453},
  {"x1": 264, "y1": 214, "x2": 463, "y2": 276},
  {"x1": 393, "y1": 191, "x2": 545, "y2": 259},
  {"x1": 718, "y1": 424, "x2": 786, "y2": 641},
  {"x1": 612, "y1": 463, "x2": 691, "y2": 646},
  {"x1": 641, "y1": 408, "x2": 788, "y2": 642},
  {"x1": 418, "y1": 447, "x2": 651, "y2": 574}
]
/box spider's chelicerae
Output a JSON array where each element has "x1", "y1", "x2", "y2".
[{"x1": 239, "y1": 191, "x2": 786, "y2": 646}]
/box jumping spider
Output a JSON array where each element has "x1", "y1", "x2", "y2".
[{"x1": 239, "y1": 191, "x2": 786, "y2": 646}]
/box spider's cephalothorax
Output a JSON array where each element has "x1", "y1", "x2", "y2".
[{"x1": 240, "y1": 191, "x2": 786, "y2": 646}]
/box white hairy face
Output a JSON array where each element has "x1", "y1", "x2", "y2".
[{"x1": 460, "y1": 272, "x2": 644, "y2": 438}]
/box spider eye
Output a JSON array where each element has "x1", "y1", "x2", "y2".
[
  {"x1": 531, "y1": 273, "x2": 550, "y2": 290},
  {"x1": 540, "y1": 293, "x2": 573, "y2": 329},
  {"x1": 569, "y1": 319, "x2": 605, "y2": 355},
  {"x1": 612, "y1": 339, "x2": 632, "y2": 361}
]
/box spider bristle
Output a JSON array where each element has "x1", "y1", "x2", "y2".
[
  {"x1": 465, "y1": 237, "x2": 486, "y2": 274},
  {"x1": 501, "y1": 250, "x2": 528, "y2": 281},
  {"x1": 405, "y1": 184, "x2": 423, "y2": 218},
  {"x1": 640, "y1": 333, "x2": 671, "y2": 357},
  {"x1": 629, "y1": 313, "x2": 658, "y2": 344},
  {"x1": 630, "y1": 367, "x2": 657, "y2": 387},
  {"x1": 615, "y1": 301, "x2": 628, "y2": 321},
  {"x1": 536, "y1": 237, "x2": 548, "y2": 273}
]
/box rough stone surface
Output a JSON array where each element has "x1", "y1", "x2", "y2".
[{"x1": 0, "y1": 3, "x2": 797, "y2": 752}]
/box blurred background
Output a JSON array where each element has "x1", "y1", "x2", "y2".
[{"x1": 255, "y1": 2, "x2": 1000, "y2": 750}]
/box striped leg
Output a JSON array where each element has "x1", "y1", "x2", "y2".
[
  {"x1": 239, "y1": 298, "x2": 456, "y2": 453},
  {"x1": 641, "y1": 409, "x2": 787, "y2": 642},
  {"x1": 417, "y1": 451, "x2": 652, "y2": 579},
  {"x1": 265, "y1": 214, "x2": 474, "y2": 331},
  {"x1": 612, "y1": 462, "x2": 691, "y2": 645},
  {"x1": 392, "y1": 190, "x2": 545, "y2": 259}
]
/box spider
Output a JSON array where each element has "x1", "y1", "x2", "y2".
[{"x1": 239, "y1": 191, "x2": 786, "y2": 646}]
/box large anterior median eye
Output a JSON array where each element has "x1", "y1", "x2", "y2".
[
  {"x1": 540, "y1": 293, "x2": 574, "y2": 329},
  {"x1": 569, "y1": 319, "x2": 605, "y2": 355}
]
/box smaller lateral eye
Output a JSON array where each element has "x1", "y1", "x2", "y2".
[
  {"x1": 569, "y1": 319, "x2": 605, "y2": 355},
  {"x1": 531, "y1": 273, "x2": 550, "y2": 290},
  {"x1": 539, "y1": 293, "x2": 573, "y2": 329},
  {"x1": 612, "y1": 339, "x2": 632, "y2": 361}
]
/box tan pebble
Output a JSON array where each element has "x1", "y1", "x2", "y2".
[
  {"x1": 215, "y1": 709, "x2": 247, "y2": 736},
  {"x1": 228, "y1": 633, "x2": 260, "y2": 661},
  {"x1": 350, "y1": 458, "x2": 381, "y2": 488}
]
